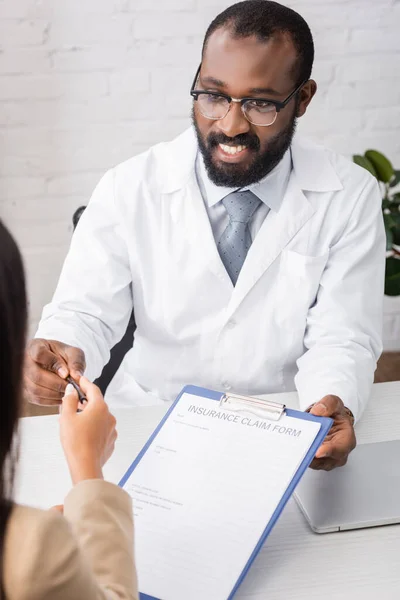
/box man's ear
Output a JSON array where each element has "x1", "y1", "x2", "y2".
[{"x1": 296, "y1": 79, "x2": 317, "y2": 118}]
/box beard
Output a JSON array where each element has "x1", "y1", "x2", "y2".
[{"x1": 192, "y1": 107, "x2": 297, "y2": 188}]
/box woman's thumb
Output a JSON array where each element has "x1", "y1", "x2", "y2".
[{"x1": 62, "y1": 384, "x2": 79, "y2": 414}]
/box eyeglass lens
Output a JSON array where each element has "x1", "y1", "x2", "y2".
[{"x1": 197, "y1": 93, "x2": 277, "y2": 126}]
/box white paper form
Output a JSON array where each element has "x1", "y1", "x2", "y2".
[{"x1": 123, "y1": 392, "x2": 321, "y2": 600}]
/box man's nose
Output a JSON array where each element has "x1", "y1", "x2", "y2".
[{"x1": 217, "y1": 102, "x2": 251, "y2": 138}]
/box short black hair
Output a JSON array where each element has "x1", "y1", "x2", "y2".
[{"x1": 202, "y1": 0, "x2": 314, "y2": 86}]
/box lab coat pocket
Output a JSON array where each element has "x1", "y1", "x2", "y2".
[
  {"x1": 275, "y1": 249, "x2": 329, "y2": 327},
  {"x1": 282, "y1": 249, "x2": 329, "y2": 279}
]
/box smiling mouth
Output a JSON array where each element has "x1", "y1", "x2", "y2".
[{"x1": 218, "y1": 143, "x2": 248, "y2": 156}]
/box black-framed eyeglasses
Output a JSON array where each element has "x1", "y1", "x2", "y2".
[{"x1": 190, "y1": 64, "x2": 307, "y2": 127}]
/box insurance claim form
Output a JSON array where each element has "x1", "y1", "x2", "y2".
[{"x1": 121, "y1": 391, "x2": 321, "y2": 600}]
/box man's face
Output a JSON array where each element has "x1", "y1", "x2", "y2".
[{"x1": 193, "y1": 29, "x2": 316, "y2": 187}]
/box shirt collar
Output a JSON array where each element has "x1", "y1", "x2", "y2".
[
  {"x1": 158, "y1": 128, "x2": 343, "y2": 195},
  {"x1": 196, "y1": 148, "x2": 292, "y2": 212}
]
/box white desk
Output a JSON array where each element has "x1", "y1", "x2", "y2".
[{"x1": 16, "y1": 382, "x2": 400, "y2": 600}]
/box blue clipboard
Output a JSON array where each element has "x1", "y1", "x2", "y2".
[{"x1": 119, "y1": 385, "x2": 333, "y2": 600}]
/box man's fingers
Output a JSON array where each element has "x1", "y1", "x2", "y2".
[
  {"x1": 24, "y1": 371, "x2": 66, "y2": 405},
  {"x1": 24, "y1": 359, "x2": 68, "y2": 402},
  {"x1": 25, "y1": 361, "x2": 67, "y2": 392},
  {"x1": 315, "y1": 432, "x2": 356, "y2": 460},
  {"x1": 310, "y1": 455, "x2": 348, "y2": 471},
  {"x1": 309, "y1": 395, "x2": 356, "y2": 472},
  {"x1": 28, "y1": 341, "x2": 69, "y2": 378},
  {"x1": 24, "y1": 340, "x2": 86, "y2": 407},
  {"x1": 64, "y1": 347, "x2": 86, "y2": 379},
  {"x1": 310, "y1": 402, "x2": 328, "y2": 417},
  {"x1": 310, "y1": 395, "x2": 341, "y2": 417},
  {"x1": 315, "y1": 440, "x2": 336, "y2": 459},
  {"x1": 310, "y1": 458, "x2": 336, "y2": 471},
  {"x1": 61, "y1": 385, "x2": 79, "y2": 415},
  {"x1": 27, "y1": 340, "x2": 85, "y2": 380},
  {"x1": 26, "y1": 395, "x2": 62, "y2": 407}
]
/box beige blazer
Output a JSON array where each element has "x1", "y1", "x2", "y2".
[{"x1": 4, "y1": 479, "x2": 138, "y2": 599}]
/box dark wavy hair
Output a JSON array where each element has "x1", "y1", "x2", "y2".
[{"x1": 0, "y1": 221, "x2": 27, "y2": 598}]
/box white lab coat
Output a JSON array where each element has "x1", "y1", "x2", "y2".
[{"x1": 36, "y1": 128, "x2": 385, "y2": 420}]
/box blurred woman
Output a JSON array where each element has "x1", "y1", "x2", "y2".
[{"x1": 0, "y1": 219, "x2": 138, "y2": 599}]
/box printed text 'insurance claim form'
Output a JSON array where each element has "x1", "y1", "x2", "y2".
[{"x1": 122, "y1": 392, "x2": 321, "y2": 600}]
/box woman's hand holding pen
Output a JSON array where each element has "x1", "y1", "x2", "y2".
[{"x1": 59, "y1": 377, "x2": 118, "y2": 485}]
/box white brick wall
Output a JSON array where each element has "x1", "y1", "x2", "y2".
[{"x1": 0, "y1": 0, "x2": 399, "y2": 335}]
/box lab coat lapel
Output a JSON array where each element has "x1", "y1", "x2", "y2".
[
  {"x1": 173, "y1": 172, "x2": 233, "y2": 288},
  {"x1": 164, "y1": 128, "x2": 233, "y2": 288},
  {"x1": 226, "y1": 172, "x2": 316, "y2": 318}
]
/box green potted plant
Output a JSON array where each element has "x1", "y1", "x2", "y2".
[{"x1": 353, "y1": 150, "x2": 400, "y2": 351}]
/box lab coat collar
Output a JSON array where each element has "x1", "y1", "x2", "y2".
[
  {"x1": 291, "y1": 135, "x2": 343, "y2": 192},
  {"x1": 160, "y1": 128, "x2": 343, "y2": 195}
]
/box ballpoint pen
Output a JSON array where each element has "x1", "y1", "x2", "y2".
[{"x1": 66, "y1": 376, "x2": 87, "y2": 404}]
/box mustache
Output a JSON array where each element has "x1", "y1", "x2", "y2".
[{"x1": 207, "y1": 132, "x2": 260, "y2": 152}]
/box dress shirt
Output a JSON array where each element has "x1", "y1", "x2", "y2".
[{"x1": 195, "y1": 148, "x2": 292, "y2": 244}]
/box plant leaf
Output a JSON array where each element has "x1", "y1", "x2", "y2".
[
  {"x1": 386, "y1": 227, "x2": 394, "y2": 251},
  {"x1": 353, "y1": 154, "x2": 377, "y2": 178},
  {"x1": 385, "y1": 257, "x2": 400, "y2": 296},
  {"x1": 389, "y1": 170, "x2": 400, "y2": 188},
  {"x1": 384, "y1": 212, "x2": 397, "y2": 230},
  {"x1": 365, "y1": 149, "x2": 394, "y2": 183}
]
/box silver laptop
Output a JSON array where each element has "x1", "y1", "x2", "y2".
[{"x1": 294, "y1": 440, "x2": 400, "y2": 533}]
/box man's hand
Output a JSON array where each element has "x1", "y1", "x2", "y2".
[
  {"x1": 24, "y1": 339, "x2": 86, "y2": 406},
  {"x1": 309, "y1": 395, "x2": 356, "y2": 471}
]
